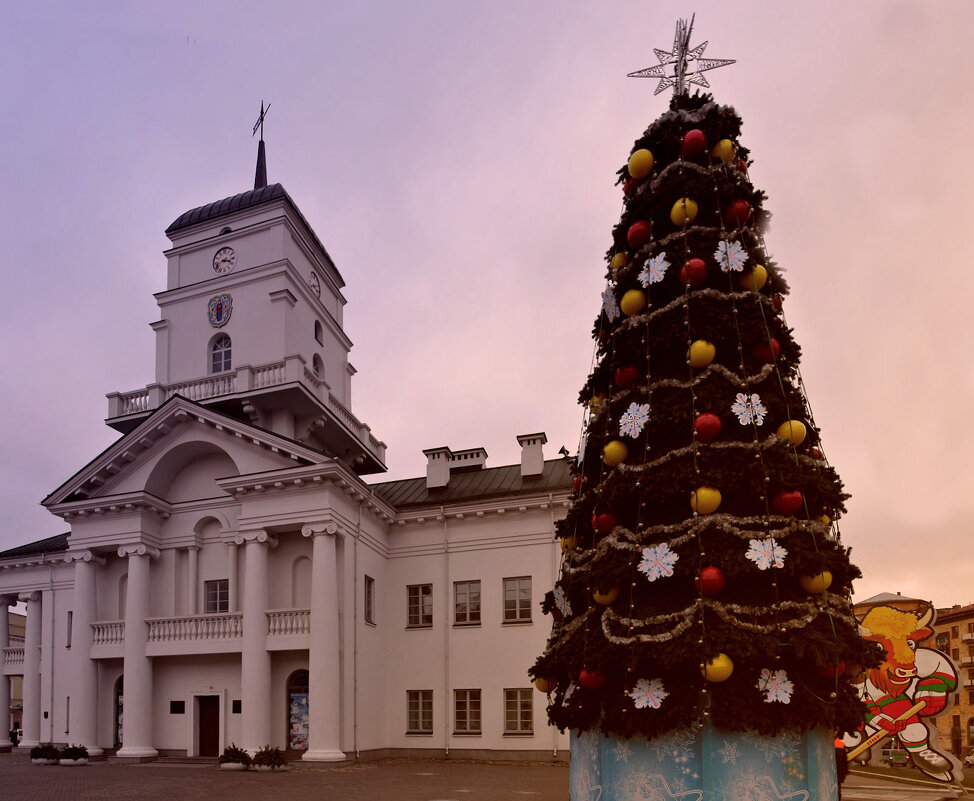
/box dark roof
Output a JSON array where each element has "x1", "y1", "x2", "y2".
[
  {"x1": 0, "y1": 532, "x2": 70, "y2": 560},
  {"x1": 369, "y1": 458, "x2": 572, "y2": 509},
  {"x1": 166, "y1": 183, "x2": 288, "y2": 233}
]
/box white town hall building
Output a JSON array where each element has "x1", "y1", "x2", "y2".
[{"x1": 0, "y1": 143, "x2": 572, "y2": 761}]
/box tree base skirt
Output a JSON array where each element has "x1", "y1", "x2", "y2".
[{"x1": 569, "y1": 724, "x2": 837, "y2": 800}]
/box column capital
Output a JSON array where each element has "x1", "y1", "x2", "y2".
[
  {"x1": 64, "y1": 550, "x2": 107, "y2": 566},
  {"x1": 186, "y1": 545, "x2": 201, "y2": 553},
  {"x1": 117, "y1": 544, "x2": 161, "y2": 559},
  {"x1": 234, "y1": 530, "x2": 278, "y2": 548},
  {"x1": 301, "y1": 521, "x2": 342, "y2": 539},
  {"x1": 18, "y1": 591, "x2": 40, "y2": 603}
]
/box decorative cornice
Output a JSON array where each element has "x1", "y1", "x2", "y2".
[
  {"x1": 51, "y1": 492, "x2": 173, "y2": 522},
  {"x1": 117, "y1": 544, "x2": 161, "y2": 559},
  {"x1": 64, "y1": 551, "x2": 107, "y2": 566},
  {"x1": 233, "y1": 530, "x2": 279, "y2": 548}
]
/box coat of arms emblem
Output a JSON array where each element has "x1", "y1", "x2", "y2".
[{"x1": 208, "y1": 294, "x2": 232, "y2": 327}]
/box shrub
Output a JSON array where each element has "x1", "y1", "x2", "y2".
[
  {"x1": 30, "y1": 743, "x2": 60, "y2": 760},
  {"x1": 219, "y1": 743, "x2": 252, "y2": 766},
  {"x1": 59, "y1": 744, "x2": 89, "y2": 760},
  {"x1": 251, "y1": 744, "x2": 287, "y2": 768}
]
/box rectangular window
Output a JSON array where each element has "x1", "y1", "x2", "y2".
[
  {"x1": 407, "y1": 584, "x2": 433, "y2": 627},
  {"x1": 503, "y1": 576, "x2": 532, "y2": 623},
  {"x1": 454, "y1": 689, "x2": 482, "y2": 734},
  {"x1": 170, "y1": 700, "x2": 185, "y2": 714},
  {"x1": 364, "y1": 575, "x2": 375, "y2": 625},
  {"x1": 969, "y1": 692, "x2": 974, "y2": 705},
  {"x1": 953, "y1": 626, "x2": 959, "y2": 637},
  {"x1": 454, "y1": 580, "x2": 481, "y2": 625},
  {"x1": 66, "y1": 610, "x2": 73, "y2": 649},
  {"x1": 232, "y1": 700, "x2": 241, "y2": 714},
  {"x1": 953, "y1": 648, "x2": 960, "y2": 661},
  {"x1": 504, "y1": 688, "x2": 533, "y2": 734},
  {"x1": 204, "y1": 579, "x2": 229, "y2": 614},
  {"x1": 406, "y1": 690, "x2": 433, "y2": 734}
]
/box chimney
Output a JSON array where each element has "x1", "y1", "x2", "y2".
[
  {"x1": 423, "y1": 447, "x2": 453, "y2": 489},
  {"x1": 449, "y1": 447, "x2": 488, "y2": 473},
  {"x1": 517, "y1": 432, "x2": 547, "y2": 477}
]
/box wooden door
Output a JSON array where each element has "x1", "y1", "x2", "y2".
[{"x1": 198, "y1": 696, "x2": 220, "y2": 757}]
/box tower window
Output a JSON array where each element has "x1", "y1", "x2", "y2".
[
  {"x1": 312, "y1": 354, "x2": 324, "y2": 379},
  {"x1": 314, "y1": 320, "x2": 323, "y2": 345},
  {"x1": 210, "y1": 334, "x2": 231, "y2": 374}
]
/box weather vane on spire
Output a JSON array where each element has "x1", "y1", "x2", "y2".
[
  {"x1": 252, "y1": 100, "x2": 271, "y2": 141},
  {"x1": 628, "y1": 15, "x2": 734, "y2": 96}
]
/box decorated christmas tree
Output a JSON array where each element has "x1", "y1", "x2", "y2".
[{"x1": 532, "y1": 19, "x2": 877, "y2": 800}]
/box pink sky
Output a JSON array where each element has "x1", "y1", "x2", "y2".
[{"x1": 1, "y1": 1, "x2": 972, "y2": 605}]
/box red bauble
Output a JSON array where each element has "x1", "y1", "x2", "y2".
[
  {"x1": 623, "y1": 177, "x2": 637, "y2": 196},
  {"x1": 614, "y1": 365, "x2": 639, "y2": 388},
  {"x1": 572, "y1": 475, "x2": 582, "y2": 494},
  {"x1": 695, "y1": 566, "x2": 726, "y2": 596},
  {"x1": 693, "y1": 413, "x2": 722, "y2": 443},
  {"x1": 734, "y1": 158, "x2": 749, "y2": 175},
  {"x1": 809, "y1": 447, "x2": 824, "y2": 461},
  {"x1": 772, "y1": 490, "x2": 804, "y2": 515},
  {"x1": 724, "y1": 199, "x2": 752, "y2": 227},
  {"x1": 815, "y1": 661, "x2": 846, "y2": 680},
  {"x1": 579, "y1": 669, "x2": 606, "y2": 690},
  {"x1": 679, "y1": 257, "x2": 707, "y2": 287},
  {"x1": 626, "y1": 220, "x2": 652, "y2": 249},
  {"x1": 592, "y1": 512, "x2": 618, "y2": 534},
  {"x1": 681, "y1": 129, "x2": 708, "y2": 158},
  {"x1": 753, "y1": 338, "x2": 781, "y2": 363},
  {"x1": 772, "y1": 294, "x2": 783, "y2": 311}
]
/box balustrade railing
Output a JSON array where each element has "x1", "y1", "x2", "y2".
[
  {"x1": 92, "y1": 620, "x2": 125, "y2": 646},
  {"x1": 2, "y1": 647, "x2": 24, "y2": 667},
  {"x1": 266, "y1": 608, "x2": 310, "y2": 636},
  {"x1": 147, "y1": 613, "x2": 243, "y2": 642}
]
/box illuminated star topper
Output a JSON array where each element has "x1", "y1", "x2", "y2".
[{"x1": 628, "y1": 15, "x2": 735, "y2": 96}]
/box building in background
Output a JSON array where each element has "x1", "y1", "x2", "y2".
[
  {"x1": 0, "y1": 144, "x2": 571, "y2": 760},
  {"x1": 933, "y1": 602, "x2": 974, "y2": 758}
]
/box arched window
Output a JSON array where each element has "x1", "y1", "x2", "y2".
[
  {"x1": 286, "y1": 670, "x2": 310, "y2": 751},
  {"x1": 312, "y1": 354, "x2": 323, "y2": 380},
  {"x1": 210, "y1": 334, "x2": 231, "y2": 374},
  {"x1": 314, "y1": 320, "x2": 323, "y2": 345}
]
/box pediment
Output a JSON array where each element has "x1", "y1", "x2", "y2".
[{"x1": 44, "y1": 396, "x2": 325, "y2": 509}]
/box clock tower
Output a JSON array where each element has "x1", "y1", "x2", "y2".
[{"x1": 105, "y1": 142, "x2": 386, "y2": 474}]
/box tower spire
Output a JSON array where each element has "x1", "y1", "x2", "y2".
[{"x1": 252, "y1": 101, "x2": 271, "y2": 190}]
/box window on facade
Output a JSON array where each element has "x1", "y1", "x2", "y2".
[
  {"x1": 364, "y1": 575, "x2": 375, "y2": 625},
  {"x1": 312, "y1": 354, "x2": 324, "y2": 379},
  {"x1": 454, "y1": 580, "x2": 481, "y2": 625},
  {"x1": 953, "y1": 626, "x2": 959, "y2": 637},
  {"x1": 407, "y1": 690, "x2": 433, "y2": 734},
  {"x1": 66, "y1": 610, "x2": 73, "y2": 648},
  {"x1": 454, "y1": 689, "x2": 482, "y2": 734},
  {"x1": 970, "y1": 692, "x2": 974, "y2": 705},
  {"x1": 204, "y1": 579, "x2": 229, "y2": 613},
  {"x1": 287, "y1": 670, "x2": 310, "y2": 750},
  {"x1": 504, "y1": 688, "x2": 533, "y2": 734},
  {"x1": 314, "y1": 320, "x2": 323, "y2": 345},
  {"x1": 407, "y1": 584, "x2": 432, "y2": 627},
  {"x1": 502, "y1": 576, "x2": 532, "y2": 623},
  {"x1": 953, "y1": 648, "x2": 960, "y2": 661},
  {"x1": 968, "y1": 718, "x2": 974, "y2": 746},
  {"x1": 210, "y1": 334, "x2": 232, "y2": 374}
]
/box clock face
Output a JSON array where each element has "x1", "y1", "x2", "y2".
[
  {"x1": 309, "y1": 271, "x2": 321, "y2": 297},
  {"x1": 213, "y1": 247, "x2": 236, "y2": 275}
]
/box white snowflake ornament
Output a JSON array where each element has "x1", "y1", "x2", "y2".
[
  {"x1": 714, "y1": 240, "x2": 748, "y2": 273},
  {"x1": 756, "y1": 668, "x2": 795, "y2": 704},
  {"x1": 638, "y1": 251, "x2": 670, "y2": 286},
  {"x1": 745, "y1": 538, "x2": 787, "y2": 570},
  {"x1": 619, "y1": 402, "x2": 651, "y2": 438},
  {"x1": 638, "y1": 543, "x2": 678, "y2": 581},
  {"x1": 731, "y1": 392, "x2": 767, "y2": 426},
  {"x1": 553, "y1": 585, "x2": 572, "y2": 618},
  {"x1": 601, "y1": 287, "x2": 619, "y2": 322},
  {"x1": 629, "y1": 678, "x2": 668, "y2": 709}
]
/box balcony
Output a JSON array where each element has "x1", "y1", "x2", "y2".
[
  {"x1": 961, "y1": 633, "x2": 974, "y2": 643},
  {"x1": 964, "y1": 679, "x2": 974, "y2": 688},
  {"x1": 105, "y1": 356, "x2": 385, "y2": 472},
  {"x1": 2, "y1": 647, "x2": 24, "y2": 675}
]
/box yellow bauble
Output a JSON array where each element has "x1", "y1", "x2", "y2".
[
  {"x1": 620, "y1": 289, "x2": 647, "y2": 316},
  {"x1": 691, "y1": 486, "x2": 722, "y2": 515},
  {"x1": 711, "y1": 139, "x2": 737, "y2": 163},
  {"x1": 702, "y1": 653, "x2": 734, "y2": 682},
  {"x1": 776, "y1": 420, "x2": 807, "y2": 446},
  {"x1": 628, "y1": 148, "x2": 655, "y2": 179},
  {"x1": 738, "y1": 264, "x2": 768, "y2": 291},
  {"x1": 602, "y1": 440, "x2": 628, "y2": 467},
  {"x1": 799, "y1": 571, "x2": 833, "y2": 594},
  {"x1": 687, "y1": 340, "x2": 716, "y2": 368},
  {"x1": 588, "y1": 394, "x2": 606, "y2": 412},
  {"x1": 670, "y1": 197, "x2": 699, "y2": 225},
  {"x1": 560, "y1": 535, "x2": 577, "y2": 554},
  {"x1": 818, "y1": 514, "x2": 832, "y2": 526},
  {"x1": 534, "y1": 677, "x2": 554, "y2": 693},
  {"x1": 593, "y1": 587, "x2": 620, "y2": 605},
  {"x1": 610, "y1": 252, "x2": 627, "y2": 272}
]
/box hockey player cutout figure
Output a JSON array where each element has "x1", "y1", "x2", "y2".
[{"x1": 844, "y1": 604, "x2": 960, "y2": 782}]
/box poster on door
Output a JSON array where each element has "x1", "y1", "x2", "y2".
[{"x1": 289, "y1": 692, "x2": 309, "y2": 750}]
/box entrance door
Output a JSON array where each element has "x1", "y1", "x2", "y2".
[{"x1": 198, "y1": 696, "x2": 220, "y2": 757}]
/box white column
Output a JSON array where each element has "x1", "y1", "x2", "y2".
[
  {"x1": 0, "y1": 598, "x2": 10, "y2": 751},
  {"x1": 301, "y1": 523, "x2": 345, "y2": 762},
  {"x1": 18, "y1": 592, "x2": 41, "y2": 749},
  {"x1": 116, "y1": 545, "x2": 159, "y2": 758},
  {"x1": 237, "y1": 531, "x2": 276, "y2": 754},
  {"x1": 227, "y1": 543, "x2": 239, "y2": 612},
  {"x1": 186, "y1": 546, "x2": 199, "y2": 615},
  {"x1": 68, "y1": 553, "x2": 105, "y2": 755}
]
